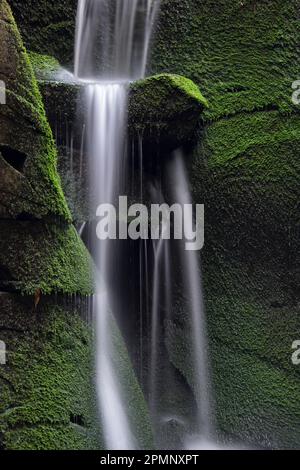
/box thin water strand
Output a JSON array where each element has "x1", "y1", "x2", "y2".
[{"x1": 169, "y1": 151, "x2": 213, "y2": 438}]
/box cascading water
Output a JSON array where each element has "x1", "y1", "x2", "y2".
[
  {"x1": 74, "y1": 0, "x2": 160, "y2": 80},
  {"x1": 74, "y1": 0, "x2": 160, "y2": 450},
  {"x1": 144, "y1": 151, "x2": 214, "y2": 449},
  {"x1": 74, "y1": 0, "x2": 217, "y2": 451}
]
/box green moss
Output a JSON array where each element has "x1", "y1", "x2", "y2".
[
  {"x1": 151, "y1": 0, "x2": 300, "y2": 121},
  {"x1": 28, "y1": 52, "x2": 61, "y2": 80},
  {"x1": 0, "y1": 220, "x2": 93, "y2": 295},
  {"x1": 0, "y1": 1, "x2": 71, "y2": 221},
  {"x1": 212, "y1": 343, "x2": 300, "y2": 449},
  {"x1": 9, "y1": 0, "x2": 77, "y2": 66},
  {"x1": 131, "y1": 73, "x2": 208, "y2": 107},
  {"x1": 0, "y1": 293, "x2": 100, "y2": 450},
  {"x1": 0, "y1": 293, "x2": 154, "y2": 450}
]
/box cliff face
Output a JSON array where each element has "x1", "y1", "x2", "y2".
[{"x1": 150, "y1": 0, "x2": 300, "y2": 448}]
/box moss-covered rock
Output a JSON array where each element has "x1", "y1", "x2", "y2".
[
  {"x1": 28, "y1": 52, "x2": 62, "y2": 81},
  {"x1": 151, "y1": 0, "x2": 300, "y2": 120},
  {"x1": 0, "y1": 1, "x2": 93, "y2": 296},
  {"x1": 0, "y1": 220, "x2": 93, "y2": 295},
  {"x1": 26, "y1": 51, "x2": 88, "y2": 224},
  {"x1": 0, "y1": 292, "x2": 153, "y2": 450},
  {"x1": 0, "y1": 0, "x2": 70, "y2": 220},
  {"x1": 129, "y1": 74, "x2": 208, "y2": 150},
  {"x1": 9, "y1": 0, "x2": 77, "y2": 66},
  {"x1": 0, "y1": 292, "x2": 100, "y2": 450},
  {"x1": 0, "y1": 5, "x2": 99, "y2": 451}
]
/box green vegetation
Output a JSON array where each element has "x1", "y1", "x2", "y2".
[
  {"x1": 0, "y1": 220, "x2": 94, "y2": 295},
  {"x1": 0, "y1": 293, "x2": 100, "y2": 450},
  {"x1": 151, "y1": 0, "x2": 300, "y2": 120},
  {"x1": 0, "y1": 1, "x2": 71, "y2": 220},
  {"x1": 28, "y1": 52, "x2": 61, "y2": 80}
]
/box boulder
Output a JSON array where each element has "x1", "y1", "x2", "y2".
[{"x1": 129, "y1": 73, "x2": 208, "y2": 150}]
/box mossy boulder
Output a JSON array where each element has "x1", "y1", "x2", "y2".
[
  {"x1": 0, "y1": 0, "x2": 70, "y2": 220},
  {"x1": 28, "y1": 52, "x2": 62, "y2": 81},
  {"x1": 0, "y1": 1, "x2": 93, "y2": 296},
  {"x1": 129, "y1": 74, "x2": 208, "y2": 150}
]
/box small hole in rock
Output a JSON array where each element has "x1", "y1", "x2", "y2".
[
  {"x1": 70, "y1": 413, "x2": 85, "y2": 427},
  {"x1": 0, "y1": 265, "x2": 16, "y2": 292},
  {"x1": 0, "y1": 145, "x2": 27, "y2": 173},
  {"x1": 16, "y1": 212, "x2": 36, "y2": 221}
]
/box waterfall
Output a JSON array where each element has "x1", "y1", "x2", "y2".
[
  {"x1": 74, "y1": 0, "x2": 160, "y2": 80},
  {"x1": 74, "y1": 0, "x2": 217, "y2": 451},
  {"x1": 74, "y1": 0, "x2": 160, "y2": 450},
  {"x1": 145, "y1": 151, "x2": 214, "y2": 449}
]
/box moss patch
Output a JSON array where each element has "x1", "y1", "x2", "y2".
[
  {"x1": 0, "y1": 219, "x2": 93, "y2": 295},
  {"x1": 0, "y1": 293, "x2": 100, "y2": 450},
  {"x1": 28, "y1": 52, "x2": 61, "y2": 80},
  {"x1": 151, "y1": 0, "x2": 300, "y2": 121}
]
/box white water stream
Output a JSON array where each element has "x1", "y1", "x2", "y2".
[
  {"x1": 74, "y1": 0, "x2": 217, "y2": 451},
  {"x1": 74, "y1": 0, "x2": 160, "y2": 450}
]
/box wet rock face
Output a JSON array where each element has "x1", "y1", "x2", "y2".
[{"x1": 0, "y1": 0, "x2": 70, "y2": 220}]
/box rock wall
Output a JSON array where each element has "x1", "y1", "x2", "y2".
[{"x1": 150, "y1": 0, "x2": 300, "y2": 448}]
